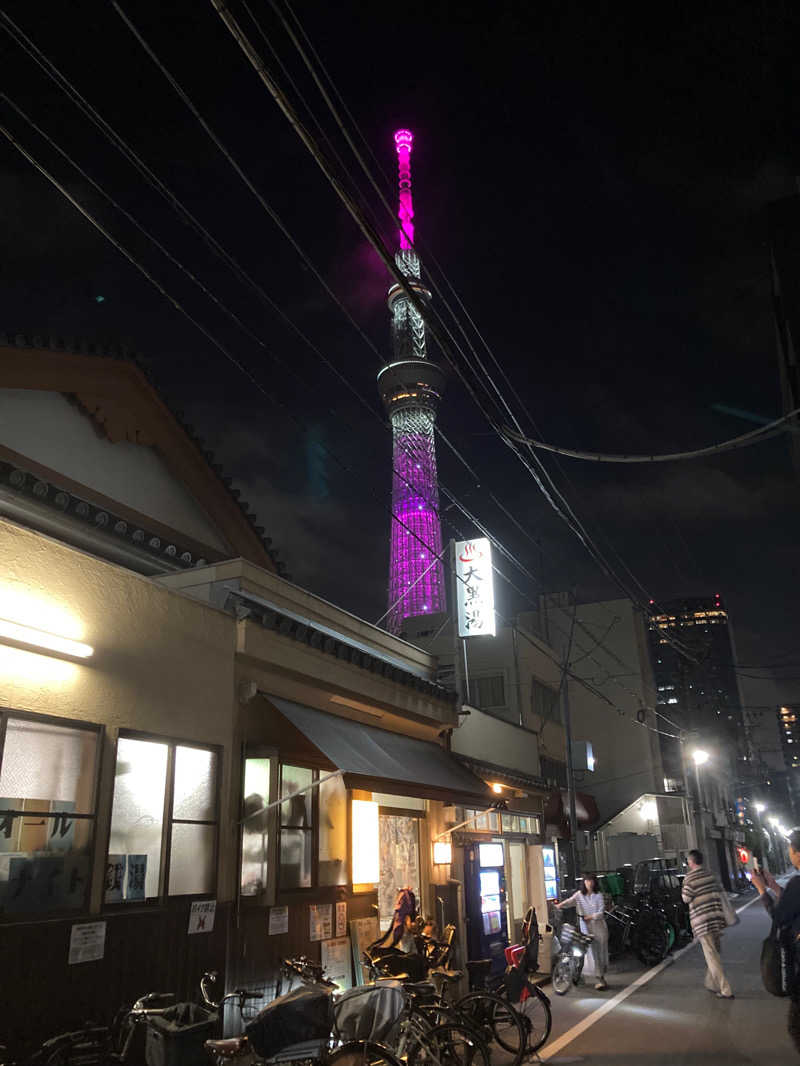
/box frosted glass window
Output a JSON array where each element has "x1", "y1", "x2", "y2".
[
  {"x1": 279, "y1": 765, "x2": 314, "y2": 889},
  {"x1": 169, "y1": 824, "x2": 215, "y2": 895},
  {"x1": 0, "y1": 714, "x2": 98, "y2": 915},
  {"x1": 173, "y1": 746, "x2": 216, "y2": 820},
  {"x1": 107, "y1": 738, "x2": 168, "y2": 901},
  {"x1": 319, "y1": 773, "x2": 347, "y2": 887},
  {"x1": 0, "y1": 718, "x2": 97, "y2": 811},
  {"x1": 241, "y1": 757, "x2": 274, "y2": 897},
  {"x1": 107, "y1": 735, "x2": 218, "y2": 902}
]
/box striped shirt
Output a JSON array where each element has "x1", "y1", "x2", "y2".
[{"x1": 681, "y1": 865, "x2": 726, "y2": 938}]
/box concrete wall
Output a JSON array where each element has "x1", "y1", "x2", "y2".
[
  {"x1": 451, "y1": 705, "x2": 541, "y2": 778},
  {"x1": 0, "y1": 389, "x2": 229, "y2": 550},
  {"x1": 543, "y1": 597, "x2": 663, "y2": 823}
]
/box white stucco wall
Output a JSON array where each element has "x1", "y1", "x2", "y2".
[{"x1": 0, "y1": 389, "x2": 229, "y2": 551}]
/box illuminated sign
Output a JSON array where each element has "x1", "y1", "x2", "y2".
[
  {"x1": 455, "y1": 538, "x2": 496, "y2": 638},
  {"x1": 737, "y1": 847, "x2": 750, "y2": 865}
]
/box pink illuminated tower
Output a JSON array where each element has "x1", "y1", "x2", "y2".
[{"x1": 378, "y1": 129, "x2": 446, "y2": 634}]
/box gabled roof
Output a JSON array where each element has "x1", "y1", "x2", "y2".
[{"x1": 0, "y1": 333, "x2": 287, "y2": 576}]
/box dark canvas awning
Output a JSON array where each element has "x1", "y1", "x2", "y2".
[
  {"x1": 268, "y1": 697, "x2": 491, "y2": 806},
  {"x1": 544, "y1": 789, "x2": 600, "y2": 838}
]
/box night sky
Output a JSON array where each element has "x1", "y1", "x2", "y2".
[{"x1": 3, "y1": 1, "x2": 800, "y2": 698}]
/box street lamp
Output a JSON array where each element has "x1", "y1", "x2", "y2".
[
  {"x1": 693, "y1": 750, "x2": 710, "y2": 766},
  {"x1": 755, "y1": 802, "x2": 766, "y2": 814}
]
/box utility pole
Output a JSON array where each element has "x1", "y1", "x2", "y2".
[{"x1": 561, "y1": 597, "x2": 579, "y2": 887}]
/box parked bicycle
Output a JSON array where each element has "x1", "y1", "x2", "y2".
[
  {"x1": 363, "y1": 929, "x2": 523, "y2": 1066},
  {"x1": 487, "y1": 907, "x2": 552, "y2": 1053},
  {"x1": 551, "y1": 922, "x2": 594, "y2": 996},
  {"x1": 204, "y1": 955, "x2": 403, "y2": 1066},
  {"x1": 606, "y1": 900, "x2": 672, "y2": 966}
]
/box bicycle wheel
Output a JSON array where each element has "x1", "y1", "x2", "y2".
[
  {"x1": 551, "y1": 957, "x2": 572, "y2": 996},
  {"x1": 415, "y1": 1004, "x2": 463, "y2": 1029},
  {"x1": 633, "y1": 911, "x2": 671, "y2": 966},
  {"x1": 329, "y1": 1040, "x2": 405, "y2": 1066},
  {"x1": 407, "y1": 1024, "x2": 490, "y2": 1066},
  {"x1": 455, "y1": 991, "x2": 525, "y2": 1065},
  {"x1": 517, "y1": 984, "x2": 552, "y2": 1054}
]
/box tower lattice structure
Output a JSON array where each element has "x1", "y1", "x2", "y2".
[{"x1": 378, "y1": 129, "x2": 446, "y2": 634}]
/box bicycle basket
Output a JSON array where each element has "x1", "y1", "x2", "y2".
[
  {"x1": 334, "y1": 982, "x2": 404, "y2": 1043},
  {"x1": 245, "y1": 986, "x2": 332, "y2": 1059}
]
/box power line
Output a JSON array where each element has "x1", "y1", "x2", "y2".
[{"x1": 501, "y1": 412, "x2": 797, "y2": 462}]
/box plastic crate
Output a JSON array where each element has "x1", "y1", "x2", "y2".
[{"x1": 145, "y1": 1004, "x2": 218, "y2": 1066}]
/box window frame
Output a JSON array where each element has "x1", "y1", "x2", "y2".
[
  {"x1": 278, "y1": 762, "x2": 319, "y2": 892},
  {"x1": 0, "y1": 706, "x2": 103, "y2": 920},
  {"x1": 104, "y1": 729, "x2": 221, "y2": 908},
  {"x1": 469, "y1": 672, "x2": 507, "y2": 711},
  {"x1": 239, "y1": 747, "x2": 279, "y2": 907}
]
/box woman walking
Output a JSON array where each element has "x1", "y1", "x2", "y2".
[{"x1": 555, "y1": 874, "x2": 609, "y2": 990}]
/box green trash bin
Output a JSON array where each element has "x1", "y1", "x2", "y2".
[{"x1": 145, "y1": 1003, "x2": 218, "y2": 1066}]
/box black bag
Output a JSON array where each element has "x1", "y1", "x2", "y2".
[{"x1": 761, "y1": 920, "x2": 795, "y2": 998}]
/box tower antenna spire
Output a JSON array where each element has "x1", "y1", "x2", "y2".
[{"x1": 394, "y1": 128, "x2": 414, "y2": 250}]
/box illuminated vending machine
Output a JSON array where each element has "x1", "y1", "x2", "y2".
[
  {"x1": 464, "y1": 840, "x2": 509, "y2": 975},
  {"x1": 526, "y1": 843, "x2": 559, "y2": 973}
]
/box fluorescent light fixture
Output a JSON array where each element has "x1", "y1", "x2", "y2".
[
  {"x1": 0, "y1": 617, "x2": 93, "y2": 660},
  {"x1": 351, "y1": 799, "x2": 379, "y2": 885},
  {"x1": 640, "y1": 801, "x2": 658, "y2": 822},
  {"x1": 692, "y1": 749, "x2": 710, "y2": 766},
  {"x1": 433, "y1": 841, "x2": 452, "y2": 865}
]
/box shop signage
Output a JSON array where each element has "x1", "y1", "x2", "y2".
[
  {"x1": 268, "y1": 906, "x2": 289, "y2": 935},
  {"x1": 455, "y1": 539, "x2": 496, "y2": 638},
  {"x1": 310, "y1": 903, "x2": 333, "y2": 941},
  {"x1": 335, "y1": 901, "x2": 347, "y2": 938},
  {"x1": 188, "y1": 899, "x2": 216, "y2": 934},
  {"x1": 68, "y1": 920, "x2": 106, "y2": 965}
]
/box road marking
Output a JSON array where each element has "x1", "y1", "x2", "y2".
[{"x1": 538, "y1": 893, "x2": 761, "y2": 1061}]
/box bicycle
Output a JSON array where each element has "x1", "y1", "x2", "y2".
[
  {"x1": 550, "y1": 922, "x2": 593, "y2": 996},
  {"x1": 204, "y1": 955, "x2": 403, "y2": 1066},
  {"x1": 486, "y1": 908, "x2": 552, "y2": 1054},
  {"x1": 363, "y1": 933, "x2": 521, "y2": 1066}
]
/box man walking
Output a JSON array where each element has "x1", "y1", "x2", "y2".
[{"x1": 681, "y1": 849, "x2": 734, "y2": 999}]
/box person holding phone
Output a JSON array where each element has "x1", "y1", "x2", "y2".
[{"x1": 752, "y1": 829, "x2": 800, "y2": 1054}]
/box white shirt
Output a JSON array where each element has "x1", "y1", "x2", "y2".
[{"x1": 562, "y1": 890, "x2": 606, "y2": 934}]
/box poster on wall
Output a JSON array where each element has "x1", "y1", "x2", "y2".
[
  {"x1": 321, "y1": 937, "x2": 352, "y2": 990},
  {"x1": 335, "y1": 901, "x2": 347, "y2": 938},
  {"x1": 68, "y1": 920, "x2": 106, "y2": 965},
  {"x1": 126, "y1": 855, "x2": 147, "y2": 901},
  {"x1": 268, "y1": 906, "x2": 289, "y2": 935},
  {"x1": 310, "y1": 903, "x2": 333, "y2": 942},
  {"x1": 188, "y1": 899, "x2": 216, "y2": 934},
  {"x1": 104, "y1": 855, "x2": 126, "y2": 903},
  {"x1": 349, "y1": 916, "x2": 379, "y2": 986}
]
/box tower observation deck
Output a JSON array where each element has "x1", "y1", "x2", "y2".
[{"x1": 378, "y1": 129, "x2": 446, "y2": 634}]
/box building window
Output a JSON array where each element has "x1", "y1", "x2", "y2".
[
  {"x1": 279, "y1": 765, "x2": 314, "y2": 889},
  {"x1": 0, "y1": 713, "x2": 99, "y2": 916},
  {"x1": 241, "y1": 755, "x2": 276, "y2": 898},
  {"x1": 106, "y1": 735, "x2": 219, "y2": 903},
  {"x1": 470, "y1": 674, "x2": 506, "y2": 710},
  {"x1": 531, "y1": 678, "x2": 560, "y2": 722}
]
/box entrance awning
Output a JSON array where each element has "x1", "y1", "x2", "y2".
[
  {"x1": 544, "y1": 789, "x2": 600, "y2": 838},
  {"x1": 269, "y1": 697, "x2": 491, "y2": 806}
]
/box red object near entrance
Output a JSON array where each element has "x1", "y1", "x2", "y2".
[{"x1": 737, "y1": 846, "x2": 750, "y2": 864}]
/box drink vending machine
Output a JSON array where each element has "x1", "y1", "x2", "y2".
[{"x1": 464, "y1": 840, "x2": 509, "y2": 976}]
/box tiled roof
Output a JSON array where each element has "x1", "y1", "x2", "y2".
[{"x1": 0, "y1": 332, "x2": 289, "y2": 578}]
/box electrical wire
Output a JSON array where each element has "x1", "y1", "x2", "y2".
[{"x1": 501, "y1": 412, "x2": 797, "y2": 462}]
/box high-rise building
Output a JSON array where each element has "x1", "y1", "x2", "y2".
[
  {"x1": 648, "y1": 595, "x2": 745, "y2": 773},
  {"x1": 378, "y1": 130, "x2": 446, "y2": 634}
]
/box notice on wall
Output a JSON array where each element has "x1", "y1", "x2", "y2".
[
  {"x1": 188, "y1": 899, "x2": 216, "y2": 934},
  {"x1": 268, "y1": 906, "x2": 289, "y2": 936},
  {"x1": 309, "y1": 903, "x2": 333, "y2": 942},
  {"x1": 126, "y1": 855, "x2": 147, "y2": 902},
  {"x1": 335, "y1": 901, "x2": 347, "y2": 938},
  {"x1": 68, "y1": 920, "x2": 106, "y2": 965},
  {"x1": 104, "y1": 855, "x2": 126, "y2": 903},
  {"x1": 321, "y1": 936, "x2": 352, "y2": 991},
  {"x1": 349, "y1": 916, "x2": 379, "y2": 986}
]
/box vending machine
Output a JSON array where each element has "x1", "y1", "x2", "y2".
[
  {"x1": 526, "y1": 843, "x2": 559, "y2": 973},
  {"x1": 464, "y1": 840, "x2": 509, "y2": 975}
]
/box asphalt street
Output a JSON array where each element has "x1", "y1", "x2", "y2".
[{"x1": 536, "y1": 890, "x2": 798, "y2": 1065}]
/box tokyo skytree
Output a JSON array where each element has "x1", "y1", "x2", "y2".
[{"x1": 378, "y1": 129, "x2": 446, "y2": 634}]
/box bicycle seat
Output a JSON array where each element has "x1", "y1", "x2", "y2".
[
  {"x1": 205, "y1": 1036, "x2": 248, "y2": 1057},
  {"x1": 404, "y1": 980, "x2": 436, "y2": 996},
  {"x1": 430, "y1": 968, "x2": 464, "y2": 982}
]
